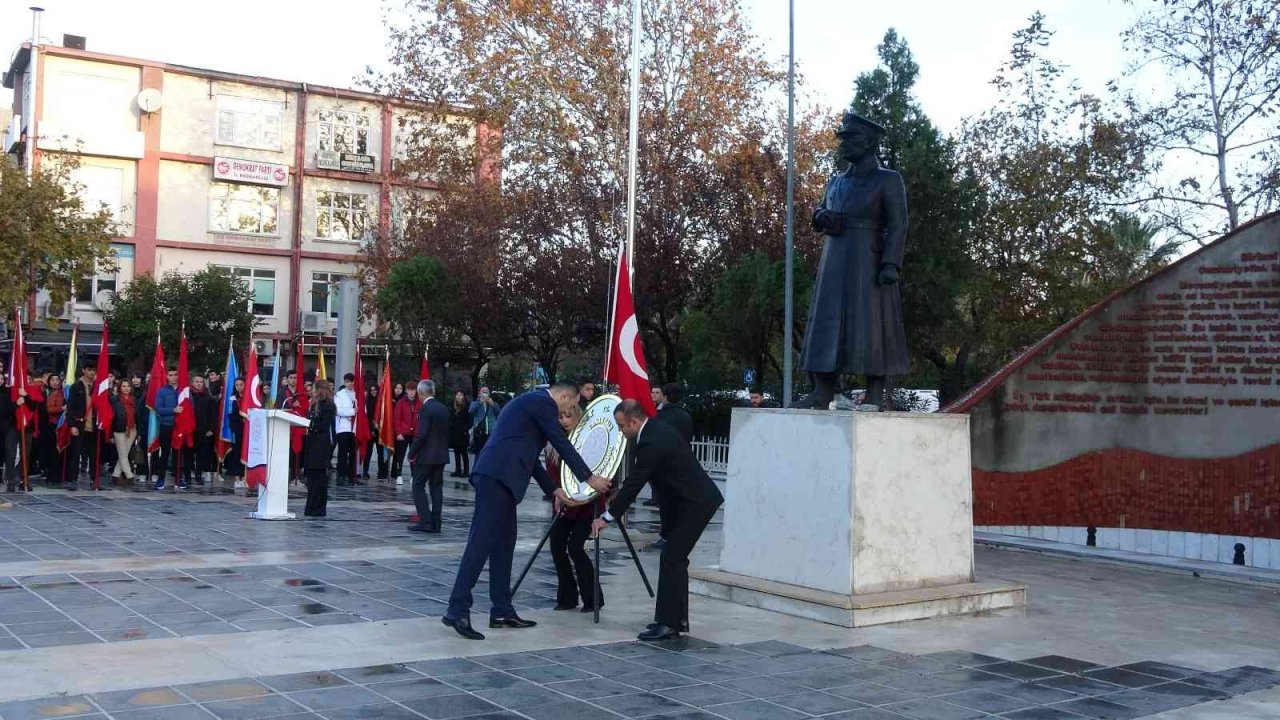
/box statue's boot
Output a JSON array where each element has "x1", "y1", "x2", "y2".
[{"x1": 790, "y1": 373, "x2": 837, "y2": 409}]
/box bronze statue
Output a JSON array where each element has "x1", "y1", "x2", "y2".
[{"x1": 793, "y1": 112, "x2": 908, "y2": 410}]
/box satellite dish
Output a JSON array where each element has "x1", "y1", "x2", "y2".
[
  {"x1": 137, "y1": 88, "x2": 163, "y2": 113},
  {"x1": 92, "y1": 289, "x2": 115, "y2": 311}
]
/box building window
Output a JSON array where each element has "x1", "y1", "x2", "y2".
[
  {"x1": 215, "y1": 95, "x2": 283, "y2": 150},
  {"x1": 310, "y1": 272, "x2": 346, "y2": 318},
  {"x1": 210, "y1": 182, "x2": 280, "y2": 236},
  {"x1": 315, "y1": 191, "x2": 370, "y2": 242},
  {"x1": 74, "y1": 272, "x2": 118, "y2": 308},
  {"x1": 318, "y1": 110, "x2": 371, "y2": 154},
  {"x1": 214, "y1": 266, "x2": 276, "y2": 317}
]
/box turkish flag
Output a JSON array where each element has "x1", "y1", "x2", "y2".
[
  {"x1": 92, "y1": 325, "x2": 114, "y2": 435},
  {"x1": 172, "y1": 331, "x2": 194, "y2": 448},
  {"x1": 419, "y1": 350, "x2": 431, "y2": 381},
  {"x1": 603, "y1": 247, "x2": 657, "y2": 416},
  {"x1": 241, "y1": 345, "x2": 267, "y2": 488}
]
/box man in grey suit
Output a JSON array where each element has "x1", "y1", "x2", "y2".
[{"x1": 408, "y1": 380, "x2": 451, "y2": 533}]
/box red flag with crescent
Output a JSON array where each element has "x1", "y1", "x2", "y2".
[
  {"x1": 241, "y1": 345, "x2": 267, "y2": 488},
  {"x1": 603, "y1": 246, "x2": 657, "y2": 416}
]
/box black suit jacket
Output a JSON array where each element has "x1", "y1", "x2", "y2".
[
  {"x1": 67, "y1": 379, "x2": 90, "y2": 427},
  {"x1": 656, "y1": 403, "x2": 694, "y2": 445},
  {"x1": 409, "y1": 397, "x2": 451, "y2": 466},
  {"x1": 609, "y1": 418, "x2": 723, "y2": 520}
]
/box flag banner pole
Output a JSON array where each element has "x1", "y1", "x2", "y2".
[{"x1": 783, "y1": 0, "x2": 796, "y2": 407}]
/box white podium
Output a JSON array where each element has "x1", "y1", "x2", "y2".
[
  {"x1": 690, "y1": 409, "x2": 1025, "y2": 627},
  {"x1": 247, "y1": 409, "x2": 310, "y2": 520}
]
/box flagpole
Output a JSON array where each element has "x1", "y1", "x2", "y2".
[
  {"x1": 625, "y1": 0, "x2": 641, "y2": 277},
  {"x1": 782, "y1": 0, "x2": 796, "y2": 408}
]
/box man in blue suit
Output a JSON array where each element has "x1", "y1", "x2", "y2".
[{"x1": 443, "y1": 381, "x2": 608, "y2": 640}]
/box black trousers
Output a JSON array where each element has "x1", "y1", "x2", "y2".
[
  {"x1": 362, "y1": 442, "x2": 387, "y2": 479},
  {"x1": 550, "y1": 515, "x2": 600, "y2": 608},
  {"x1": 451, "y1": 446, "x2": 470, "y2": 476},
  {"x1": 411, "y1": 462, "x2": 444, "y2": 528},
  {"x1": 2, "y1": 428, "x2": 17, "y2": 486},
  {"x1": 62, "y1": 432, "x2": 83, "y2": 486},
  {"x1": 155, "y1": 425, "x2": 175, "y2": 482},
  {"x1": 335, "y1": 433, "x2": 355, "y2": 482},
  {"x1": 304, "y1": 468, "x2": 328, "y2": 517},
  {"x1": 194, "y1": 434, "x2": 215, "y2": 475},
  {"x1": 655, "y1": 504, "x2": 717, "y2": 627},
  {"x1": 391, "y1": 439, "x2": 408, "y2": 477}
]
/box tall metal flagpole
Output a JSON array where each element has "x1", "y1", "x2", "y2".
[
  {"x1": 783, "y1": 0, "x2": 796, "y2": 407},
  {"x1": 625, "y1": 0, "x2": 641, "y2": 276}
]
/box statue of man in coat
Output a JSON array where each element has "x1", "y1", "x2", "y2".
[{"x1": 793, "y1": 112, "x2": 909, "y2": 410}]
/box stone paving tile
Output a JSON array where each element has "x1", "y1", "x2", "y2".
[
  {"x1": 0, "y1": 695, "x2": 100, "y2": 719},
  {"x1": 883, "y1": 698, "x2": 990, "y2": 719},
  {"x1": 111, "y1": 706, "x2": 216, "y2": 720},
  {"x1": 1049, "y1": 696, "x2": 1147, "y2": 719}
]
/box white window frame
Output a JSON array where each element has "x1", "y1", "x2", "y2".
[
  {"x1": 317, "y1": 109, "x2": 372, "y2": 155},
  {"x1": 209, "y1": 182, "x2": 280, "y2": 236},
  {"x1": 215, "y1": 94, "x2": 284, "y2": 151},
  {"x1": 310, "y1": 272, "x2": 346, "y2": 319},
  {"x1": 315, "y1": 190, "x2": 371, "y2": 243},
  {"x1": 70, "y1": 164, "x2": 124, "y2": 223},
  {"x1": 213, "y1": 265, "x2": 277, "y2": 318},
  {"x1": 73, "y1": 269, "x2": 118, "y2": 309}
]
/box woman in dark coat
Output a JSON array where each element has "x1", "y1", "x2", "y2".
[
  {"x1": 304, "y1": 380, "x2": 337, "y2": 517},
  {"x1": 224, "y1": 378, "x2": 246, "y2": 480},
  {"x1": 449, "y1": 391, "x2": 471, "y2": 477}
]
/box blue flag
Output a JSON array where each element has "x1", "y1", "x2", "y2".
[{"x1": 218, "y1": 342, "x2": 240, "y2": 450}]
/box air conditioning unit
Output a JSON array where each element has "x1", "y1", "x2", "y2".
[
  {"x1": 92, "y1": 289, "x2": 115, "y2": 312},
  {"x1": 299, "y1": 310, "x2": 327, "y2": 332},
  {"x1": 253, "y1": 339, "x2": 275, "y2": 356},
  {"x1": 40, "y1": 300, "x2": 74, "y2": 320}
]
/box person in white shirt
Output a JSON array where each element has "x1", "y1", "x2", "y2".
[{"x1": 333, "y1": 373, "x2": 361, "y2": 486}]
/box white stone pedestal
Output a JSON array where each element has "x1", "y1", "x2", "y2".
[
  {"x1": 247, "y1": 409, "x2": 310, "y2": 521},
  {"x1": 690, "y1": 409, "x2": 1025, "y2": 627}
]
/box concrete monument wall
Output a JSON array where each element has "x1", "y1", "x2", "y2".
[{"x1": 949, "y1": 213, "x2": 1280, "y2": 551}]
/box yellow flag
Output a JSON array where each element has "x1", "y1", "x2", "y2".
[{"x1": 316, "y1": 349, "x2": 327, "y2": 381}]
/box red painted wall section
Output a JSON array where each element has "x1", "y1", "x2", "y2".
[
  {"x1": 133, "y1": 65, "x2": 164, "y2": 275},
  {"x1": 974, "y1": 444, "x2": 1280, "y2": 538}
]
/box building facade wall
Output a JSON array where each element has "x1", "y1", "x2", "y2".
[
  {"x1": 11, "y1": 44, "x2": 461, "y2": 347},
  {"x1": 950, "y1": 213, "x2": 1280, "y2": 563}
]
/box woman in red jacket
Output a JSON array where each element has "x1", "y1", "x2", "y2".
[{"x1": 391, "y1": 384, "x2": 420, "y2": 482}]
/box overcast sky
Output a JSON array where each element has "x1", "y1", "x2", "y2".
[{"x1": 2, "y1": 0, "x2": 1143, "y2": 132}]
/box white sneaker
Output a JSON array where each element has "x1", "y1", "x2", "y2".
[{"x1": 396, "y1": 477, "x2": 404, "y2": 486}]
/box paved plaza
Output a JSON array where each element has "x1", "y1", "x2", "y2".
[{"x1": 0, "y1": 483, "x2": 1277, "y2": 719}]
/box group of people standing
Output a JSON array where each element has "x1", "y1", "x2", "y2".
[
  {"x1": 438, "y1": 378, "x2": 722, "y2": 644},
  {"x1": 0, "y1": 363, "x2": 233, "y2": 492}
]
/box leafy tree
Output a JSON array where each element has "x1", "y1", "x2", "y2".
[
  {"x1": 958, "y1": 13, "x2": 1151, "y2": 374},
  {"x1": 374, "y1": 254, "x2": 458, "y2": 360},
  {"x1": 1124, "y1": 0, "x2": 1280, "y2": 241},
  {"x1": 851, "y1": 29, "x2": 983, "y2": 404},
  {"x1": 0, "y1": 159, "x2": 118, "y2": 316},
  {"x1": 104, "y1": 269, "x2": 258, "y2": 371},
  {"x1": 368, "y1": 0, "x2": 828, "y2": 384}
]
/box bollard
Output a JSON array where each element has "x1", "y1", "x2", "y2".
[
  {"x1": 1086, "y1": 526, "x2": 1097, "y2": 547},
  {"x1": 1233, "y1": 543, "x2": 1246, "y2": 565}
]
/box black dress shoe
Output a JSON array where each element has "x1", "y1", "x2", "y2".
[
  {"x1": 554, "y1": 603, "x2": 577, "y2": 611},
  {"x1": 407, "y1": 524, "x2": 433, "y2": 532},
  {"x1": 426, "y1": 526, "x2": 442, "y2": 534},
  {"x1": 647, "y1": 620, "x2": 689, "y2": 632},
  {"x1": 638, "y1": 624, "x2": 680, "y2": 641},
  {"x1": 442, "y1": 615, "x2": 485, "y2": 640},
  {"x1": 580, "y1": 604, "x2": 603, "y2": 613},
  {"x1": 489, "y1": 615, "x2": 537, "y2": 629}
]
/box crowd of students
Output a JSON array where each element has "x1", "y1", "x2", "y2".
[{"x1": 0, "y1": 362, "x2": 503, "y2": 495}]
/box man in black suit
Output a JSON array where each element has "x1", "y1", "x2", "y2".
[
  {"x1": 655, "y1": 383, "x2": 693, "y2": 444},
  {"x1": 590, "y1": 399, "x2": 723, "y2": 641},
  {"x1": 443, "y1": 381, "x2": 610, "y2": 640},
  {"x1": 408, "y1": 379, "x2": 451, "y2": 533}
]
